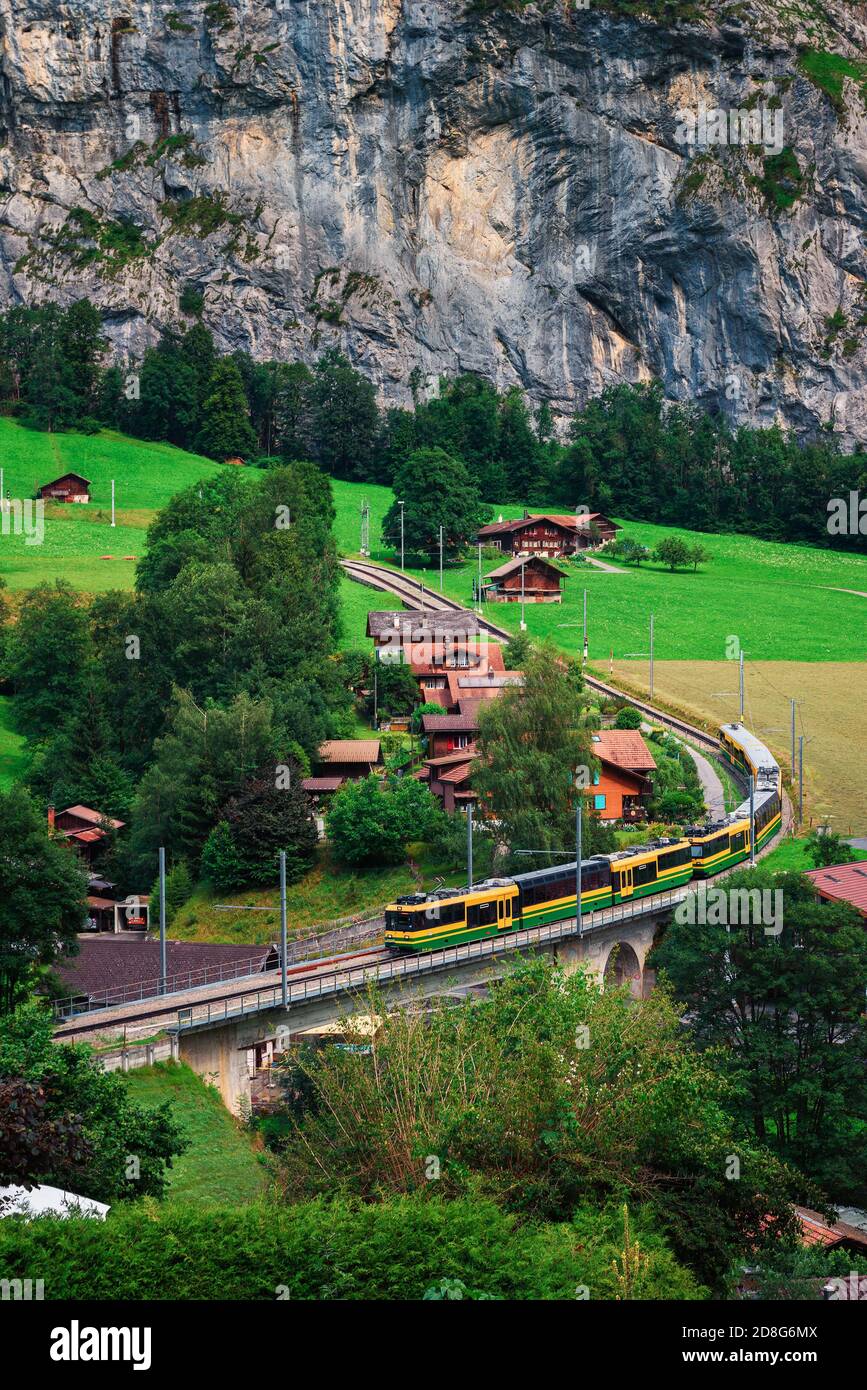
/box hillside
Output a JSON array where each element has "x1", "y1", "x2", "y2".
[
  {"x1": 0, "y1": 418, "x2": 232, "y2": 590},
  {"x1": 1, "y1": 1, "x2": 866, "y2": 441}
]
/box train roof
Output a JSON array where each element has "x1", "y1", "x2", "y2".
[{"x1": 720, "y1": 722, "x2": 780, "y2": 775}]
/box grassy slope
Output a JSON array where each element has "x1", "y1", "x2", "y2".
[
  {"x1": 123, "y1": 1062, "x2": 266, "y2": 1206},
  {"x1": 168, "y1": 848, "x2": 462, "y2": 945},
  {"x1": 0, "y1": 695, "x2": 28, "y2": 790},
  {"x1": 330, "y1": 479, "x2": 867, "y2": 663},
  {"x1": 760, "y1": 839, "x2": 867, "y2": 874},
  {"x1": 0, "y1": 419, "x2": 230, "y2": 591}
]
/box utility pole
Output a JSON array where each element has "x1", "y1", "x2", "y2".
[
  {"x1": 649, "y1": 613, "x2": 654, "y2": 702},
  {"x1": 466, "y1": 801, "x2": 473, "y2": 889},
  {"x1": 520, "y1": 561, "x2": 527, "y2": 630},
  {"x1": 739, "y1": 649, "x2": 744, "y2": 720},
  {"x1": 477, "y1": 542, "x2": 483, "y2": 610},
  {"x1": 798, "y1": 736, "x2": 804, "y2": 825},
  {"x1": 279, "y1": 851, "x2": 288, "y2": 1008},
  {"x1": 398, "y1": 500, "x2": 405, "y2": 572},
  {"x1": 360, "y1": 499, "x2": 370, "y2": 556},
  {"x1": 576, "y1": 792, "x2": 583, "y2": 938},
  {"x1": 373, "y1": 663, "x2": 378, "y2": 731},
  {"x1": 158, "y1": 847, "x2": 167, "y2": 996},
  {"x1": 582, "y1": 589, "x2": 588, "y2": 664},
  {"x1": 749, "y1": 774, "x2": 756, "y2": 865},
  {"x1": 439, "y1": 525, "x2": 443, "y2": 591},
  {"x1": 790, "y1": 698, "x2": 796, "y2": 781},
  {"x1": 111, "y1": 479, "x2": 116, "y2": 528}
]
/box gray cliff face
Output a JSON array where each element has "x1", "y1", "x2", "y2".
[{"x1": 0, "y1": 0, "x2": 865, "y2": 442}]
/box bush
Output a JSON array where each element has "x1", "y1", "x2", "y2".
[
  {"x1": 614, "y1": 706, "x2": 642, "y2": 730},
  {"x1": 0, "y1": 1195, "x2": 704, "y2": 1300},
  {"x1": 326, "y1": 775, "x2": 443, "y2": 866}
]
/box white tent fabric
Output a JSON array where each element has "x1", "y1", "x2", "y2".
[{"x1": 0, "y1": 1184, "x2": 110, "y2": 1219}]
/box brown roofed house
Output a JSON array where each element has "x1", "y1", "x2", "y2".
[
  {"x1": 481, "y1": 554, "x2": 567, "y2": 604},
  {"x1": 477, "y1": 510, "x2": 620, "y2": 557},
  {"x1": 309, "y1": 739, "x2": 382, "y2": 790},
  {"x1": 35, "y1": 473, "x2": 91, "y2": 504}
]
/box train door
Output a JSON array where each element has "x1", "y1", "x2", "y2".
[{"x1": 620, "y1": 867, "x2": 634, "y2": 899}]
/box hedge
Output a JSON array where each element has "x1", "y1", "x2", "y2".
[{"x1": 0, "y1": 1195, "x2": 704, "y2": 1300}]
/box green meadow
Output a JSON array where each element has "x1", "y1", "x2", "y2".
[
  {"x1": 0, "y1": 418, "x2": 228, "y2": 591},
  {"x1": 124, "y1": 1062, "x2": 266, "y2": 1206},
  {"x1": 330, "y1": 480, "x2": 867, "y2": 664},
  {"x1": 1, "y1": 420, "x2": 862, "y2": 665},
  {"x1": 0, "y1": 695, "x2": 29, "y2": 790}
]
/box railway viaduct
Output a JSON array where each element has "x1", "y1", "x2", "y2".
[{"x1": 173, "y1": 895, "x2": 676, "y2": 1115}]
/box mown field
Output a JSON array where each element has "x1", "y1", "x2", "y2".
[{"x1": 610, "y1": 660, "x2": 867, "y2": 835}]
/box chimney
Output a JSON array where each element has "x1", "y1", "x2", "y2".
[{"x1": 47, "y1": 804, "x2": 55, "y2": 831}]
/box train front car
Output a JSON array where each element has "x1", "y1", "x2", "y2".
[
  {"x1": 707, "y1": 723, "x2": 783, "y2": 858},
  {"x1": 383, "y1": 880, "x2": 519, "y2": 952}
]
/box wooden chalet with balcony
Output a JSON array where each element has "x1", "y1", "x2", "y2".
[
  {"x1": 478, "y1": 510, "x2": 620, "y2": 557},
  {"x1": 481, "y1": 554, "x2": 567, "y2": 604}
]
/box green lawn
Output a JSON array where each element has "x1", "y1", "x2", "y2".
[
  {"x1": 0, "y1": 419, "x2": 230, "y2": 591},
  {"x1": 0, "y1": 695, "x2": 28, "y2": 790},
  {"x1": 759, "y1": 838, "x2": 867, "y2": 875},
  {"x1": 330, "y1": 480, "x2": 867, "y2": 663},
  {"x1": 124, "y1": 1061, "x2": 266, "y2": 1206}
]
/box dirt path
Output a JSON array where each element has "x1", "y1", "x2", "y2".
[{"x1": 583, "y1": 555, "x2": 628, "y2": 573}]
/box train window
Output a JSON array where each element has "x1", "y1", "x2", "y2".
[
  {"x1": 636, "y1": 860, "x2": 657, "y2": 886},
  {"x1": 468, "y1": 900, "x2": 498, "y2": 928},
  {"x1": 730, "y1": 832, "x2": 745, "y2": 852}
]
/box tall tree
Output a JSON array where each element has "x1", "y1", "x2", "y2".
[
  {"x1": 6, "y1": 581, "x2": 91, "y2": 741},
  {"x1": 653, "y1": 867, "x2": 867, "y2": 1201},
  {"x1": 473, "y1": 644, "x2": 613, "y2": 864},
  {"x1": 0, "y1": 788, "x2": 87, "y2": 1014},
  {"x1": 381, "y1": 448, "x2": 490, "y2": 561},
  {"x1": 311, "y1": 349, "x2": 379, "y2": 479},
  {"x1": 194, "y1": 359, "x2": 257, "y2": 461}
]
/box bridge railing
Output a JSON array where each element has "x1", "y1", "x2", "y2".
[{"x1": 175, "y1": 888, "x2": 689, "y2": 1033}]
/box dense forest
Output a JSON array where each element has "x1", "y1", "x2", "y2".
[
  {"x1": 1, "y1": 300, "x2": 865, "y2": 551},
  {"x1": 0, "y1": 460, "x2": 352, "y2": 894}
]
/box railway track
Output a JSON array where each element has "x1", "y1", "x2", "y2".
[{"x1": 55, "y1": 945, "x2": 391, "y2": 1039}]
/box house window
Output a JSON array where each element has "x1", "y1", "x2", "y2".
[
  {"x1": 593, "y1": 771, "x2": 600, "y2": 785},
  {"x1": 594, "y1": 794, "x2": 606, "y2": 810}
]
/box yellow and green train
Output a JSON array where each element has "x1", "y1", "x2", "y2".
[{"x1": 384, "y1": 720, "x2": 782, "y2": 953}]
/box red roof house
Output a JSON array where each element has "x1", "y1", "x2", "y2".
[
  {"x1": 804, "y1": 863, "x2": 867, "y2": 920},
  {"x1": 586, "y1": 731, "x2": 657, "y2": 823}
]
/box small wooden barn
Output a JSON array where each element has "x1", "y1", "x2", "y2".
[{"x1": 35, "y1": 472, "x2": 91, "y2": 503}]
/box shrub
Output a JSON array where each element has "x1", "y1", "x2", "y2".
[{"x1": 0, "y1": 1195, "x2": 704, "y2": 1300}]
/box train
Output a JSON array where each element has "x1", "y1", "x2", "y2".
[{"x1": 383, "y1": 720, "x2": 782, "y2": 952}]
